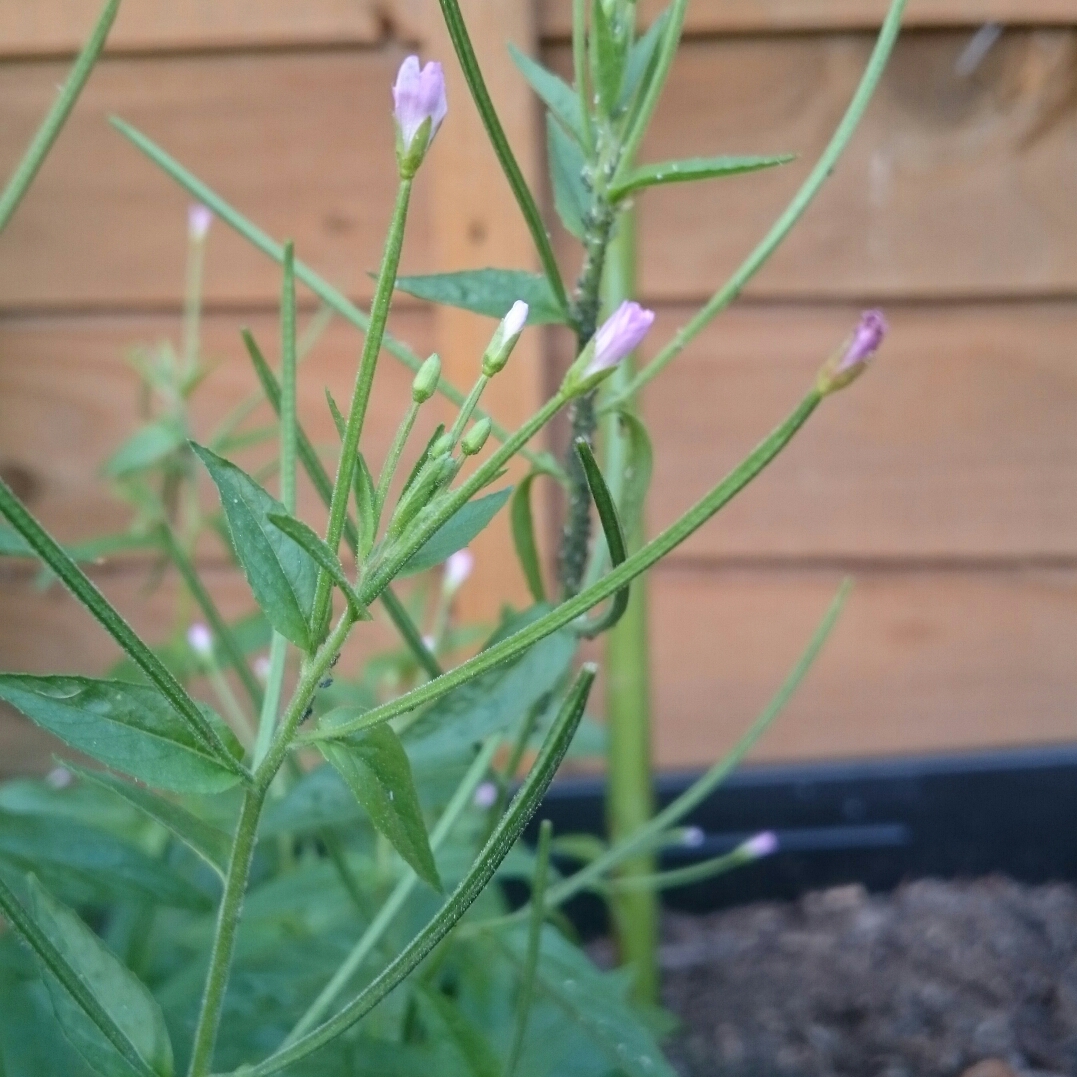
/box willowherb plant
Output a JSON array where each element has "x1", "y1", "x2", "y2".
[{"x1": 0, "y1": 0, "x2": 904, "y2": 1073}]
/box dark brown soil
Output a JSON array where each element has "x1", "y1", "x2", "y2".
[{"x1": 658, "y1": 878, "x2": 1077, "y2": 1077}]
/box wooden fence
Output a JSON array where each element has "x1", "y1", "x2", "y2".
[{"x1": 1, "y1": 0, "x2": 1076, "y2": 774}]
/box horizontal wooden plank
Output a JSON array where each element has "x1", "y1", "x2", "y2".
[
  {"x1": 0, "y1": 0, "x2": 424, "y2": 56},
  {"x1": 0, "y1": 310, "x2": 441, "y2": 545},
  {"x1": 0, "y1": 562, "x2": 403, "y2": 775},
  {"x1": 552, "y1": 302, "x2": 1077, "y2": 560},
  {"x1": 649, "y1": 301, "x2": 1077, "y2": 559},
  {"x1": 547, "y1": 28, "x2": 1077, "y2": 300},
  {"x1": 540, "y1": 0, "x2": 1077, "y2": 37},
  {"x1": 0, "y1": 49, "x2": 436, "y2": 310},
  {"x1": 645, "y1": 565, "x2": 1077, "y2": 768}
]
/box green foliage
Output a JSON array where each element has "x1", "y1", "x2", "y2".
[
  {"x1": 510, "y1": 474, "x2": 548, "y2": 604},
  {"x1": 394, "y1": 269, "x2": 569, "y2": 324},
  {"x1": 399, "y1": 487, "x2": 512, "y2": 576},
  {"x1": 547, "y1": 115, "x2": 589, "y2": 240},
  {"x1": 608, "y1": 153, "x2": 795, "y2": 202},
  {"x1": 507, "y1": 44, "x2": 585, "y2": 143}
]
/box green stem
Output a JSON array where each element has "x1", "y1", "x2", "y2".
[
  {"x1": 572, "y1": 0, "x2": 593, "y2": 155},
  {"x1": 607, "y1": 844, "x2": 755, "y2": 893},
  {"x1": 435, "y1": 0, "x2": 572, "y2": 319},
  {"x1": 183, "y1": 231, "x2": 206, "y2": 378},
  {"x1": 253, "y1": 633, "x2": 287, "y2": 766},
  {"x1": 502, "y1": 819, "x2": 552, "y2": 1077},
  {"x1": 110, "y1": 118, "x2": 565, "y2": 483},
  {"x1": 448, "y1": 375, "x2": 490, "y2": 447},
  {"x1": 284, "y1": 736, "x2": 500, "y2": 1043},
  {"x1": 186, "y1": 787, "x2": 265, "y2": 1077},
  {"x1": 307, "y1": 389, "x2": 822, "y2": 745},
  {"x1": 0, "y1": 0, "x2": 122, "y2": 233},
  {"x1": 611, "y1": 0, "x2": 907, "y2": 403},
  {"x1": 311, "y1": 178, "x2": 412, "y2": 639},
  {"x1": 599, "y1": 208, "x2": 658, "y2": 1004},
  {"x1": 375, "y1": 402, "x2": 420, "y2": 523}
]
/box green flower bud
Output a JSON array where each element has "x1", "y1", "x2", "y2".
[
  {"x1": 460, "y1": 417, "x2": 492, "y2": 456},
  {"x1": 412, "y1": 353, "x2": 441, "y2": 403},
  {"x1": 481, "y1": 300, "x2": 529, "y2": 377}
]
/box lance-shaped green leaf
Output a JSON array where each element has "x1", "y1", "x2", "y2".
[
  {"x1": 0, "y1": 478, "x2": 241, "y2": 773},
  {"x1": 0, "y1": 811, "x2": 207, "y2": 910},
  {"x1": 590, "y1": 0, "x2": 629, "y2": 116},
  {"x1": 573, "y1": 438, "x2": 629, "y2": 638},
  {"x1": 320, "y1": 725, "x2": 440, "y2": 891},
  {"x1": 608, "y1": 152, "x2": 794, "y2": 202},
  {"x1": 507, "y1": 44, "x2": 585, "y2": 143},
  {"x1": 398, "y1": 487, "x2": 512, "y2": 577},
  {"x1": 0, "y1": 874, "x2": 170, "y2": 1077},
  {"x1": 415, "y1": 987, "x2": 501, "y2": 1077},
  {"x1": 192, "y1": 444, "x2": 318, "y2": 650},
  {"x1": 615, "y1": 410, "x2": 653, "y2": 535},
  {"x1": 0, "y1": 675, "x2": 242, "y2": 795},
  {"x1": 617, "y1": 6, "x2": 671, "y2": 114},
  {"x1": 266, "y1": 513, "x2": 370, "y2": 622},
  {"x1": 239, "y1": 665, "x2": 596, "y2": 1077},
  {"x1": 547, "y1": 115, "x2": 589, "y2": 240},
  {"x1": 102, "y1": 418, "x2": 186, "y2": 478},
  {"x1": 67, "y1": 765, "x2": 231, "y2": 877},
  {"x1": 510, "y1": 473, "x2": 547, "y2": 604},
  {"x1": 394, "y1": 269, "x2": 568, "y2": 325}
]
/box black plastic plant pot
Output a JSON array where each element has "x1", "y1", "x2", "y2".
[{"x1": 528, "y1": 744, "x2": 1077, "y2": 936}]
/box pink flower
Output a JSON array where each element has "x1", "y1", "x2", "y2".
[
  {"x1": 187, "y1": 622, "x2": 214, "y2": 657},
  {"x1": 585, "y1": 301, "x2": 656, "y2": 376},
  {"x1": 738, "y1": 831, "x2": 779, "y2": 860},
  {"x1": 836, "y1": 309, "x2": 887, "y2": 374},
  {"x1": 444, "y1": 548, "x2": 474, "y2": 592},
  {"x1": 393, "y1": 56, "x2": 448, "y2": 155},
  {"x1": 473, "y1": 782, "x2": 498, "y2": 809},
  {"x1": 188, "y1": 204, "x2": 213, "y2": 241}
]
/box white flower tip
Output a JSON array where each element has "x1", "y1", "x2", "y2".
[
  {"x1": 739, "y1": 831, "x2": 779, "y2": 860},
  {"x1": 473, "y1": 781, "x2": 498, "y2": 809},
  {"x1": 188, "y1": 204, "x2": 213, "y2": 241},
  {"x1": 45, "y1": 766, "x2": 73, "y2": 790},
  {"x1": 393, "y1": 55, "x2": 448, "y2": 154},
  {"x1": 421, "y1": 634, "x2": 437, "y2": 654},
  {"x1": 253, "y1": 655, "x2": 272, "y2": 680},
  {"x1": 187, "y1": 622, "x2": 214, "y2": 657},
  {"x1": 444, "y1": 548, "x2": 474, "y2": 591},
  {"x1": 681, "y1": 826, "x2": 706, "y2": 848},
  {"x1": 503, "y1": 300, "x2": 529, "y2": 338}
]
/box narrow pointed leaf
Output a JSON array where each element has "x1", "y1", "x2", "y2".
[
  {"x1": 266, "y1": 513, "x2": 370, "y2": 621},
  {"x1": 608, "y1": 153, "x2": 794, "y2": 202},
  {"x1": 614, "y1": 411, "x2": 653, "y2": 534},
  {"x1": 618, "y1": 7, "x2": 671, "y2": 113},
  {"x1": 416, "y1": 988, "x2": 501, "y2": 1077},
  {"x1": 573, "y1": 438, "x2": 629, "y2": 638},
  {"x1": 401, "y1": 424, "x2": 445, "y2": 498},
  {"x1": 324, "y1": 387, "x2": 347, "y2": 440},
  {"x1": 0, "y1": 479, "x2": 241, "y2": 772},
  {"x1": 102, "y1": 418, "x2": 186, "y2": 478},
  {"x1": 507, "y1": 43, "x2": 585, "y2": 143},
  {"x1": 394, "y1": 269, "x2": 568, "y2": 325},
  {"x1": 510, "y1": 473, "x2": 547, "y2": 604},
  {"x1": 547, "y1": 115, "x2": 588, "y2": 240},
  {"x1": 67, "y1": 765, "x2": 231, "y2": 876},
  {"x1": 398, "y1": 487, "x2": 512, "y2": 577},
  {"x1": 590, "y1": 0, "x2": 628, "y2": 116},
  {"x1": 192, "y1": 443, "x2": 318, "y2": 650},
  {"x1": 0, "y1": 675, "x2": 242, "y2": 795},
  {"x1": 240, "y1": 665, "x2": 596, "y2": 1077},
  {"x1": 0, "y1": 874, "x2": 168, "y2": 1077},
  {"x1": 0, "y1": 812, "x2": 207, "y2": 910},
  {"x1": 320, "y1": 725, "x2": 440, "y2": 891}
]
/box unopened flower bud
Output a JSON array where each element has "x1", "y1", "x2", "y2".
[
  {"x1": 421, "y1": 634, "x2": 437, "y2": 654},
  {"x1": 187, "y1": 622, "x2": 214, "y2": 658},
  {"x1": 254, "y1": 655, "x2": 272, "y2": 680},
  {"x1": 817, "y1": 309, "x2": 887, "y2": 395},
  {"x1": 681, "y1": 826, "x2": 706, "y2": 848},
  {"x1": 393, "y1": 56, "x2": 447, "y2": 177},
  {"x1": 188, "y1": 204, "x2": 213, "y2": 241},
  {"x1": 412, "y1": 353, "x2": 441, "y2": 403},
  {"x1": 444, "y1": 548, "x2": 474, "y2": 592},
  {"x1": 473, "y1": 781, "x2": 498, "y2": 809},
  {"x1": 737, "y1": 831, "x2": 779, "y2": 860},
  {"x1": 562, "y1": 301, "x2": 656, "y2": 396},
  {"x1": 46, "y1": 766, "x2": 73, "y2": 790},
  {"x1": 460, "y1": 417, "x2": 491, "y2": 456},
  {"x1": 481, "y1": 300, "x2": 529, "y2": 377},
  {"x1": 429, "y1": 432, "x2": 453, "y2": 457}
]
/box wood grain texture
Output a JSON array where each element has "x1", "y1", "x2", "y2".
[
  {"x1": 0, "y1": 310, "x2": 438, "y2": 545},
  {"x1": 0, "y1": 49, "x2": 436, "y2": 310},
  {"x1": 540, "y1": 0, "x2": 1077, "y2": 37},
  {"x1": 547, "y1": 29, "x2": 1077, "y2": 300},
  {"x1": 626, "y1": 302, "x2": 1077, "y2": 561},
  {"x1": 0, "y1": 0, "x2": 425, "y2": 55},
  {"x1": 427, "y1": 0, "x2": 550, "y2": 618},
  {"x1": 645, "y1": 565, "x2": 1077, "y2": 768}
]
